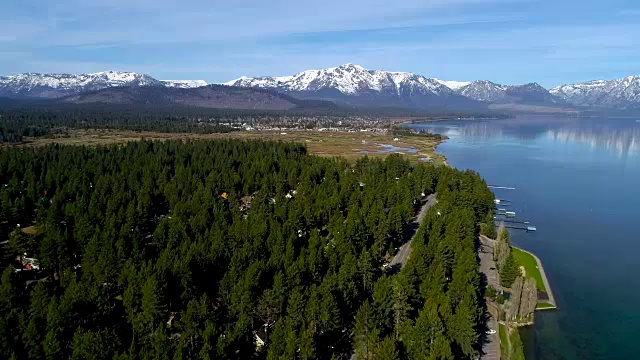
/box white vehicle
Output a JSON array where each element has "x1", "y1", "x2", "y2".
[{"x1": 486, "y1": 329, "x2": 497, "y2": 335}]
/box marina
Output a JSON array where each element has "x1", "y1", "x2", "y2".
[{"x1": 494, "y1": 193, "x2": 537, "y2": 231}]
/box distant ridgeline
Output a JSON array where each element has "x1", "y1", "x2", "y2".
[{"x1": 0, "y1": 139, "x2": 493, "y2": 359}]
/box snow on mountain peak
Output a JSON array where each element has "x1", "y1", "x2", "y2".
[
  {"x1": 225, "y1": 64, "x2": 452, "y2": 97},
  {"x1": 457, "y1": 80, "x2": 561, "y2": 105},
  {"x1": 0, "y1": 71, "x2": 214, "y2": 98},
  {"x1": 434, "y1": 79, "x2": 471, "y2": 90},
  {"x1": 161, "y1": 80, "x2": 208, "y2": 89},
  {"x1": 335, "y1": 63, "x2": 366, "y2": 71},
  {"x1": 458, "y1": 80, "x2": 508, "y2": 102},
  {"x1": 551, "y1": 75, "x2": 640, "y2": 108}
]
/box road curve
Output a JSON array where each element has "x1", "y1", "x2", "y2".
[{"x1": 389, "y1": 193, "x2": 437, "y2": 269}]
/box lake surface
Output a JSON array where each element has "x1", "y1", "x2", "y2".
[{"x1": 408, "y1": 116, "x2": 640, "y2": 360}]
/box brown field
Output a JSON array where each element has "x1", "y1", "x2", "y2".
[
  {"x1": 21, "y1": 225, "x2": 39, "y2": 235},
  {"x1": 16, "y1": 128, "x2": 446, "y2": 164}
]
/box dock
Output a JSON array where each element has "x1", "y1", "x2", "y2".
[
  {"x1": 493, "y1": 217, "x2": 529, "y2": 224},
  {"x1": 501, "y1": 223, "x2": 537, "y2": 231},
  {"x1": 494, "y1": 198, "x2": 511, "y2": 203},
  {"x1": 495, "y1": 211, "x2": 516, "y2": 217},
  {"x1": 488, "y1": 185, "x2": 516, "y2": 190},
  {"x1": 494, "y1": 216, "x2": 537, "y2": 231},
  {"x1": 492, "y1": 186, "x2": 536, "y2": 231}
]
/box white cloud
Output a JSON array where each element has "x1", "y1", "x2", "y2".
[{"x1": 2, "y1": 0, "x2": 526, "y2": 46}]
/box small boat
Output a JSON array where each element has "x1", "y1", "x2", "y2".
[
  {"x1": 527, "y1": 226, "x2": 537, "y2": 231},
  {"x1": 505, "y1": 211, "x2": 516, "y2": 216}
]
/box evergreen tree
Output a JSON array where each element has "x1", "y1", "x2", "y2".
[
  {"x1": 354, "y1": 301, "x2": 376, "y2": 360},
  {"x1": 0, "y1": 138, "x2": 494, "y2": 359},
  {"x1": 500, "y1": 254, "x2": 520, "y2": 288},
  {"x1": 373, "y1": 336, "x2": 398, "y2": 360}
]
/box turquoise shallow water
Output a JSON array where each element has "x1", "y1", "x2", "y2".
[{"x1": 409, "y1": 116, "x2": 640, "y2": 360}]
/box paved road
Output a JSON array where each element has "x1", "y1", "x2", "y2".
[
  {"x1": 389, "y1": 193, "x2": 437, "y2": 269},
  {"x1": 479, "y1": 236, "x2": 500, "y2": 291},
  {"x1": 478, "y1": 236, "x2": 500, "y2": 360},
  {"x1": 350, "y1": 194, "x2": 437, "y2": 360}
]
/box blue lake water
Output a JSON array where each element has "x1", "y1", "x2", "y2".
[
  {"x1": 408, "y1": 116, "x2": 640, "y2": 360},
  {"x1": 359, "y1": 144, "x2": 418, "y2": 154}
]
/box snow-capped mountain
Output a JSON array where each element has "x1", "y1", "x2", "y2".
[
  {"x1": 226, "y1": 63, "x2": 449, "y2": 95},
  {"x1": 458, "y1": 80, "x2": 508, "y2": 102},
  {"x1": 435, "y1": 79, "x2": 471, "y2": 90},
  {"x1": 0, "y1": 71, "x2": 162, "y2": 98},
  {"x1": 225, "y1": 64, "x2": 480, "y2": 109},
  {"x1": 0, "y1": 72, "x2": 210, "y2": 98},
  {"x1": 459, "y1": 80, "x2": 563, "y2": 105},
  {"x1": 161, "y1": 80, "x2": 208, "y2": 89},
  {"x1": 550, "y1": 75, "x2": 640, "y2": 108},
  {"x1": 223, "y1": 76, "x2": 294, "y2": 89}
]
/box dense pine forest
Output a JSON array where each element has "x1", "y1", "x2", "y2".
[
  {"x1": 0, "y1": 107, "x2": 245, "y2": 143},
  {"x1": 0, "y1": 139, "x2": 493, "y2": 359}
]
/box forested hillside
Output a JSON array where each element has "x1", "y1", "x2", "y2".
[{"x1": 0, "y1": 139, "x2": 493, "y2": 359}]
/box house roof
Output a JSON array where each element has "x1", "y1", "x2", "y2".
[{"x1": 255, "y1": 324, "x2": 269, "y2": 342}]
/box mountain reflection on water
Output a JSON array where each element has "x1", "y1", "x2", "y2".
[
  {"x1": 413, "y1": 116, "x2": 640, "y2": 159},
  {"x1": 546, "y1": 125, "x2": 639, "y2": 158}
]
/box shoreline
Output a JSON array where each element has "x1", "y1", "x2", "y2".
[
  {"x1": 429, "y1": 129, "x2": 555, "y2": 312},
  {"x1": 426, "y1": 121, "x2": 556, "y2": 360},
  {"x1": 514, "y1": 245, "x2": 557, "y2": 309},
  {"x1": 398, "y1": 116, "x2": 509, "y2": 125}
]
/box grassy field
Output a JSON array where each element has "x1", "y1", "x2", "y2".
[
  {"x1": 17, "y1": 129, "x2": 446, "y2": 164},
  {"x1": 499, "y1": 323, "x2": 508, "y2": 357},
  {"x1": 509, "y1": 326, "x2": 526, "y2": 360},
  {"x1": 512, "y1": 246, "x2": 546, "y2": 293},
  {"x1": 500, "y1": 324, "x2": 526, "y2": 360},
  {"x1": 536, "y1": 302, "x2": 556, "y2": 310}
]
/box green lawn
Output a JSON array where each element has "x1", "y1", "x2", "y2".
[
  {"x1": 536, "y1": 302, "x2": 556, "y2": 310},
  {"x1": 499, "y1": 323, "x2": 508, "y2": 350},
  {"x1": 512, "y1": 246, "x2": 546, "y2": 292},
  {"x1": 509, "y1": 327, "x2": 526, "y2": 360}
]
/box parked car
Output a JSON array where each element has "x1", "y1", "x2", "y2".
[{"x1": 486, "y1": 329, "x2": 497, "y2": 335}]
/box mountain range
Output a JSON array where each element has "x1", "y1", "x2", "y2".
[
  {"x1": 61, "y1": 85, "x2": 337, "y2": 110},
  {"x1": 226, "y1": 64, "x2": 640, "y2": 111},
  {"x1": 2, "y1": 66, "x2": 640, "y2": 111},
  {"x1": 550, "y1": 76, "x2": 640, "y2": 109},
  {"x1": 0, "y1": 71, "x2": 208, "y2": 99},
  {"x1": 224, "y1": 64, "x2": 570, "y2": 110},
  {"x1": 0, "y1": 71, "x2": 334, "y2": 110},
  {"x1": 224, "y1": 64, "x2": 481, "y2": 110}
]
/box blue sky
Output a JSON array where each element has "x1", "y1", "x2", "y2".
[{"x1": 1, "y1": 0, "x2": 639, "y2": 87}]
